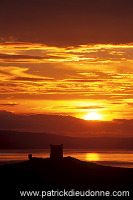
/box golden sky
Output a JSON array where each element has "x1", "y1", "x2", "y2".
[
  {"x1": 0, "y1": 0, "x2": 133, "y2": 129},
  {"x1": 0, "y1": 42, "x2": 133, "y2": 121}
]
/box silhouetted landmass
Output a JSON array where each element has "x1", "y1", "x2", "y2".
[
  {"x1": 1, "y1": 111, "x2": 133, "y2": 138},
  {"x1": 0, "y1": 130, "x2": 133, "y2": 149},
  {"x1": 1, "y1": 157, "x2": 133, "y2": 199}
]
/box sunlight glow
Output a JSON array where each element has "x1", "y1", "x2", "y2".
[
  {"x1": 86, "y1": 153, "x2": 100, "y2": 161},
  {"x1": 83, "y1": 112, "x2": 102, "y2": 120}
]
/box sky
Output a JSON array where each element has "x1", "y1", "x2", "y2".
[{"x1": 0, "y1": 0, "x2": 133, "y2": 136}]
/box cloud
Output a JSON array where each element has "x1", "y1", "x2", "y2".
[
  {"x1": 52, "y1": 105, "x2": 104, "y2": 110},
  {"x1": 0, "y1": 42, "x2": 133, "y2": 120},
  {"x1": 65, "y1": 79, "x2": 103, "y2": 83},
  {"x1": 0, "y1": 53, "x2": 65, "y2": 63},
  {"x1": 12, "y1": 77, "x2": 54, "y2": 82},
  {"x1": 0, "y1": 66, "x2": 54, "y2": 82},
  {"x1": 0, "y1": 53, "x2": 43, "y2": 59},
  {"x1": 75, "y1": 106, "x2": 105, "y2": 110},
  {"x1": 0, "y1": 43, "x2": 133, "y2": 64},
  {"x1": 0, "y1": 103, "x2": 18, "y2": 106}
]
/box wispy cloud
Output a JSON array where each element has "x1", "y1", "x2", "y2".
[
  {"x1": 0, "y1": 42, "x2": 133, "y2": 120},
  {"x1": 0, "y1": 103, "x2": 18, "y2": 106},
  {"x1": 0, "y1": 43, "x2": 133, "y2": 64}
]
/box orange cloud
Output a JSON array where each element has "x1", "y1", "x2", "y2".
[{"x1": 0, "y1": 42, "x2": 133, "y2": 120}]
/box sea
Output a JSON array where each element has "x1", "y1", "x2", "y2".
[{"x1": 1, "y1": 149, "x2": 133, "y2": 168}]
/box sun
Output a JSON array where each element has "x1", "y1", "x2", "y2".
[{"x1": 83, "y1": 112, "x2": 102, "y2": 120}]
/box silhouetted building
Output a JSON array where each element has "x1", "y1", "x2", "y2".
[
  {"x1": 28, "y1": 154, "x2": 32, "y2": 160},
  {"x1": 50, "y1": 144, "x2": 63, "y2": 159}
]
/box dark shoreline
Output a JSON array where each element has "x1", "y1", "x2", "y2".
[{"x1": 1, "y1": 156, "x2": 133, "y2": 199}]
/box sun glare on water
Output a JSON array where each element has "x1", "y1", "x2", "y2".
[
  {"x1": 83, "y1": 112, "x2": 102, "y2": 121},
  {"x1": 86, "y1": 153, "x2": 100, "y2": 161}
]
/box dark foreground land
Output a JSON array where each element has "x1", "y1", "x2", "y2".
[{"x1": 1, "y1": 157, "x2": 133, "y2": 199}]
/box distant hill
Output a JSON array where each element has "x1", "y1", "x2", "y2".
[
  {"x1": 0, "y1": 130, "x2": 133, "y2": 149},
  {"x1": 1, "y1": 111, "x2": 133, "y2": 138}
]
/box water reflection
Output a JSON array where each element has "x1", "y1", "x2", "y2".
[
  {"x1": 86, "y1": 153, "x2": 100, "y2": 161},
  {"x1": 1, "y1": 149, "x2": 133, "y2": 168}
]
